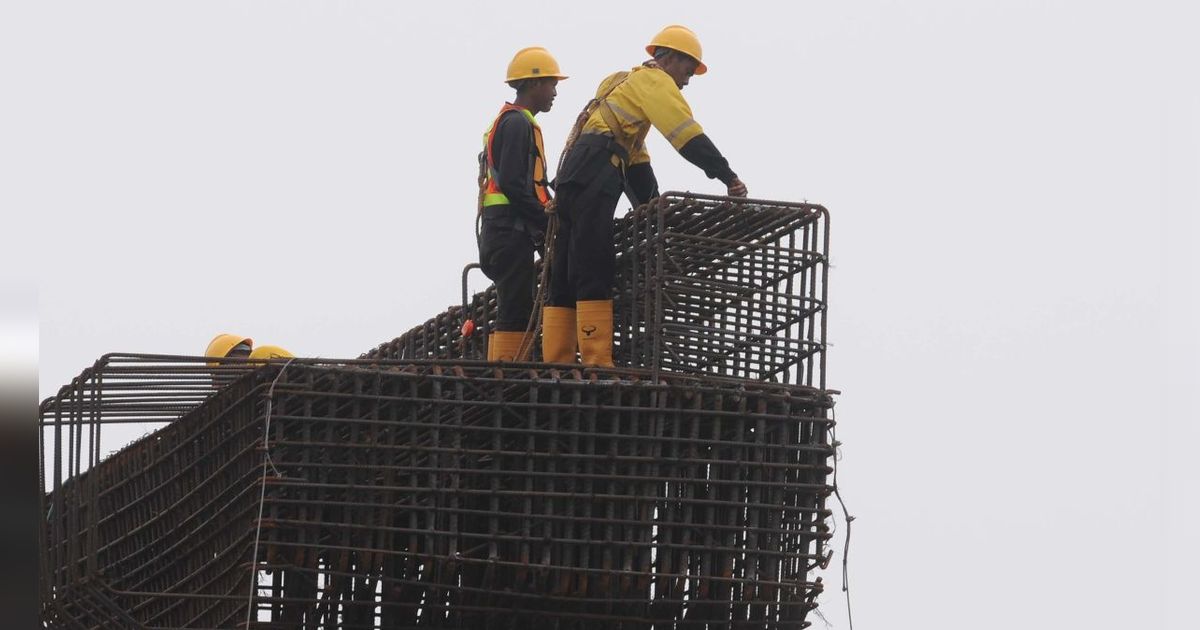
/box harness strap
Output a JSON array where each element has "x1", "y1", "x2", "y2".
[
  {"x1": 591, "y1": 72, "x2": 649, "y2": 171},
  {"x1": 573, "y1": 133, "x2": 630, "y2": 164}
]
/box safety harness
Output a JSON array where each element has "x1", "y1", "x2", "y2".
[{"x1": 590, "y1": 70, "x2": 653, "y2": 172}]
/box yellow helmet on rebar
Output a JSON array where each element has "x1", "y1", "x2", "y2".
[
  {"x1": 206, "y1": 333, "x2": 252, "y2": 358},
  {"x1": 646, "y1": 25, "x2": 707, "y2": 75},
  {"x1": 505, "y1": 47, "x2": 568, "y2": 83},
  {"x1": 249, "y1": 345, "x2": 295, "y2": 362},
  {"x1": 205, "y1": 333, "x2": 252, "y2": 367}
]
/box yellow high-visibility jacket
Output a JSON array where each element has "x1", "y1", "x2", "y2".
[{"x1": 581, "y1": 65, "x2": 706, "y2": 167}]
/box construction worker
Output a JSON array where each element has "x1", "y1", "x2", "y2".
[
  {"x1": 545, "y1": 25, "x2": 747, "y2": 367},
  {"x1": 478, "y1": 47, "x2": 568, "y2": 362},
  {"x1": 203, "y1": 333, "x2": 251, "y2": 388}
]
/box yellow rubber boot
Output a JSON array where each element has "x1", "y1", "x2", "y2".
[
  {"x1": 575, "y1": 300, "x2": 614, "y2": 367},
  {"x1": 491, "y1": 330, "x2": 527, "y2": 362},
  {"x1": 541, "y1": 306, "x2": 578, "y2": 364}
]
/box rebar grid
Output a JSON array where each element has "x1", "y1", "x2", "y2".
[
  {"x1": 362, "y1": 194, "x2": 828, "y2": 388},
  {"x1": 40, "y1": 355, "x2": 271, "y2": 629},
  {"x1": 42, "y1": 194, "x2": 837, "y2": 629},
  {"x1": 42, "y1": 357, "x2": 835, "y2": 629}
]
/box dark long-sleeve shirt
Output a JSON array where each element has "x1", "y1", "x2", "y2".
[
  {"x1": 678, "y1": 134, "x2": 737, "y2": 185},
  {"x1": 620, "y1": 133, "x2": 736, "y2": 206}
]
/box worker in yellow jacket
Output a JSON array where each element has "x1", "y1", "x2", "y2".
[
  {"x1": 478, "y1": 47, "x2": 567, "y2": 362},
  {"x1": 543, "y1": 25, "x2": 747, "y2": 367}
]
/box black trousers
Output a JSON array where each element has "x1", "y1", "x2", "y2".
[
  {"x1": 548, "y1": 166, "x2": 625, "y2": 306},
  {"x1": 478, "y1": 212, "x2": 536, "y2": 332}
]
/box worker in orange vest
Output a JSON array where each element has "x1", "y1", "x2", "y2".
[
  {"x1": 478, "y1": 47, "x2": 568, "y2": 362},
  {"x1": 545, "y1": 25, "x2": 747, "y2": 367}
]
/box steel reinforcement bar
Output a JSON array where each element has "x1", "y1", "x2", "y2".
[{"x1": 41, "y1": 357, "x2": 836, "y2": 629}]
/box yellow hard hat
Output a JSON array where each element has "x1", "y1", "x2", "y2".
[
  {"x1": 505, "y1": 47, "x2": 568, "y2": 83},
  {"x1": 206, "y1": 333, "x2": 252, "y2": 359},
  {"x1": 249, "y1": 345, "x2": 295, "y2": 361},
  {"x1": 646, "y1": 25, "x2": 707, "y2": 75}
]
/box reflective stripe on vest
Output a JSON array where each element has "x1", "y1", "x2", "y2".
[{"x1": 481, "y1": 104, "x2": 551, "y2": 208}]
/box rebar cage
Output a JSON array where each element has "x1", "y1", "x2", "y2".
[
  {"x1": 42, "y1": 357, "x2": 835, "y2": 629},
  {"x1": 41, "y1": 195, "x2": 838, "y2": 629},
  {"x1": 363, "y1": 194, "x2": 828, "y2": 389}
]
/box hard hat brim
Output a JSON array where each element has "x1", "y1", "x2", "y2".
[
  {"x1": 645, "y1": 45, "x2": 707, "y2": 74},
  {"x1": 504, "y1": 74, "x2": 569, "y2": 83}
]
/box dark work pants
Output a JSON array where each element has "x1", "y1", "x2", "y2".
[
  {"x1": 479, "y1": 212, "x2": 536, "y2": 332},
  {"x1": 548, "y1": 166, "x2": 624, "y2": 306}
]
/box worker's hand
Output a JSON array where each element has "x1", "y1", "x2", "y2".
[{"x1": 727, "y1": 178, "x2": 748, "y2": 198}]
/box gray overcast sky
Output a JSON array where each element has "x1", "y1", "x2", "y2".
[{"x1": 9, "y1": 1, "x2": 1199, "y2": 628}]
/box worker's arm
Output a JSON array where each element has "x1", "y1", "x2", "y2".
[
  {"x1": 636, "y1": 70, "x2": 745, "y2": 195},
  {"x1": 678, "y1": 134, "x2": 737, "y2": 187},
  {"x1": 625, "y1": 162, "x2": 659, "y2": 207},
  {"x1": 626, "y1": 136, "x2": 655, "y2": 205},
  {"x1": 493, "y1": 112, "x2": 548, "y2": 223}
]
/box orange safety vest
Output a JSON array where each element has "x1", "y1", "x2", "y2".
[{"x1": 481, "y1": 104, "x2": 551, "y2": 208}]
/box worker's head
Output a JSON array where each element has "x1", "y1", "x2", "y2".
[
  {"x1": 508, "y1": 77, "x2": 559, "y2": 113},
  {"x1": 646, "y1": 25, "x2": 707, "y2": 89},
  {"x1": 652, "y1": 48, "x2": 701, "y2": 89},
  {"x1": 205, "y1": 333, "x2": 252, "y2": 364},
  {"x1": 505, "y1": 47, "x2": 567, "y2": 113},
  {"x1": 205, "y1": 333, "x2": 252, "y2": 389}
]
